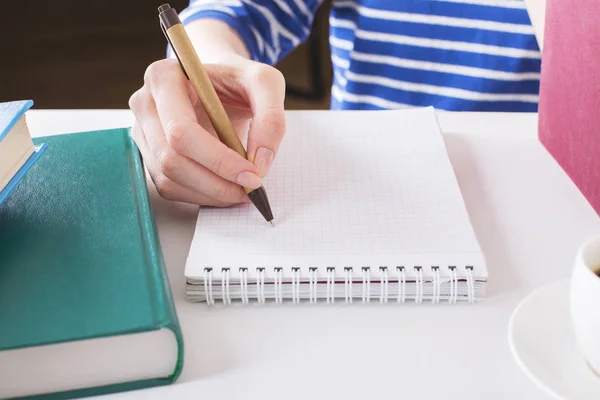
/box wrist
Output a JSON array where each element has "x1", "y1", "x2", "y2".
[{"x1": 184, "y1": 19, "x2": 251, "y2": 64}]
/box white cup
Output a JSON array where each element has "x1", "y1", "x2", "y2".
[{"x1": 570, "y1": 235, "x2": 600, "y2": 376}]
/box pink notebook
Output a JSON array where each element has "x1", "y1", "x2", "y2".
[{"x1": 538, "y1": 0, "x2": 600, "y2": 214}]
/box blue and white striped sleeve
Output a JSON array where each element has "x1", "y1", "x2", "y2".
[{"x1": 178, "y1": 0, "x2": 322, "y2": 65}]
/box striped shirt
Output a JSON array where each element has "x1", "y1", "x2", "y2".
[{"x1": 178, "y1": 0, "x2": 541, "y2": 112}]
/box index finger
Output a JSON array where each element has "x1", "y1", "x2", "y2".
[{"x1": 243, "y1": 66, "x2": 286, "y2": 177}]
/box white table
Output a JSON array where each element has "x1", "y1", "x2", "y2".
[{"x1": 26, "y1": 110, "x2": 600, "y2": 399}]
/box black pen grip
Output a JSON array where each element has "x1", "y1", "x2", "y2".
[
  {"x1": 158, "y1": 4, "x2": 188, "y2": 80},
  {"x1": 158, "y1": 4, "x2": 181, "y2": 29}
]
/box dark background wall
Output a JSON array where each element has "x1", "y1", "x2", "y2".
[{"x1": 0, "y1": 1, "x2": 332, "y2": 110}]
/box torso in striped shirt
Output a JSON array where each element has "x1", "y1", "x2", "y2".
[
  {"x1": 329, "y1": 0, "x2": 541, "y2": 111},
  {"x1": 179, "y1": 0, "x2": 541, "y2": 112}
]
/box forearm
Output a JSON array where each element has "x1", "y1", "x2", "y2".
[
  {"x1": 176, "y1": 0, "x2": 320, "y2": 65},
  {"x1": 183, "y1": 19, "x2": 251, "y2": 63}
]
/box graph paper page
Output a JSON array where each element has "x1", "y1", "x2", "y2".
[{"x1": 185, "y1": 107, "x2": 485, "y2": 279}]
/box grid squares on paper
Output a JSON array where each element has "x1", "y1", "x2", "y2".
[{"x1": 186, "y1": 108, "x2": 483, "y2": 279}]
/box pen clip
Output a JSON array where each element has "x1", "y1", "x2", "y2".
[{"x1": 159, "y1": 19, "x2": 189, "y2": 80}]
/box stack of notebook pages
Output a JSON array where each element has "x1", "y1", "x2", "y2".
[{"x1": 184, "y1": 107, "x2": 486, "y2": 305}]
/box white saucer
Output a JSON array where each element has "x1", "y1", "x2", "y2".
[{"x1": 508, "y1": 280, "x2": 600, "y2": 400}]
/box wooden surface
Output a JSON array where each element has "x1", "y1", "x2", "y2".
[{"x1": 0, "y1": 1, "x2": 332, "y2": 110}]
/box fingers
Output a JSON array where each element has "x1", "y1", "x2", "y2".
[
  {"x1": 130, "y1": 94, "x2": 248, "y2": 205},
  {"x1": 151, "y1": 171, "x2": 245, "y2": 208},
  {"x1": 129, "y1": 57, "x2": 286, "y2": 206},
  {"x1": 152, "y1": 171, "x2": 244, "y2": 207},
  {"x1": 143, "y1": 59, "x2": 262, "y2": 188},
  {"x1": 242, "y1": 64, "x2": 287, "y2": 177},
  {"x1": 131, "y1": 123, "x2": 222, "y2": 205}
]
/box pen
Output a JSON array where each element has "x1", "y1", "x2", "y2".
[{"x1": 157, "y1": 3, "x2": 274, "y2": 225}]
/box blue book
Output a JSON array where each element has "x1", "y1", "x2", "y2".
[{"x1": 0, "y1": 100, "x2": 47, "y2": 206}]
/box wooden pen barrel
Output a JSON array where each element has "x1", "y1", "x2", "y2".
[{"x1": 164, "y1": 23, "x2": 252, "y2": 194}]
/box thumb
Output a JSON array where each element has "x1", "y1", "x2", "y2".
[{"x1": 243, "y1": 65, "x2": 287, "y2": 177}]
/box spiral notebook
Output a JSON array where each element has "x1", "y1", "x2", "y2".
[{"x1": 185, "y1": 107, "x2": 486, "y2": 305}]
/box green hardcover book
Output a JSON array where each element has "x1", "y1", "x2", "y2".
[{"x1": 0, "y1": 128, "x2": 183, "y2": 399}]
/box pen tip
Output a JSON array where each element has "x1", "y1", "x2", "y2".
[{"x1": 270, "y1": 220, "x2": 275, "y2": 227}]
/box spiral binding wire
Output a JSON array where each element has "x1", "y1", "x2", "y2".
[
  {"x1": 361, "y1": 267, "x2": 371, "y2": 304},
  {"x1": 449, "y1": 266, "x2": 457, "y2": 304},
  {"x1": 344, "y1": 267, "x2": 353, "y2": 304},
  {"x1": 199, "y1": 265, "x2": 477, "y2": 305},
  {"x1": 414, "y1": 266, "x2": 423, "y2": 304},
  {"x1": 240, "y1": 267, "x2": 249, "y2": 304},
  {"x1": 274, "y1": 267, "x2": 283, "y2": 304},
  {"x1": 397, "y1": 266, "x2": 406, "y2": 303},
  {"x1": 466, "y1": 266, "x2": 475, "y2": 304},
  {"x1": 431, "y1": 266, "x2": 440, "y2": 304},
  {"x1": 257, "y1": 268, "x2": 266, "y2": 304},
  {"x1": 309, "y1": 267, "x2": 318, "y2": 304},
  {"x1": 221, "y1": 268, "x2": 231, "y2": 305},
  {"x1": 203, "y1": 268, "x2": 215, "y2": 306},
  {"x1": 292, "y1": 267, "x2": 300, "y2": 304},
  {"x1": 379, "y1": 267, "x2": 389, "y2": 304},
  {"x1": 326, "y1": 267, "x2": 335, "y2": 304}
]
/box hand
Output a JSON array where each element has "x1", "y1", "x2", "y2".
[{"x1": 129, "y1": 56, "x2": 286, "y2": 207}]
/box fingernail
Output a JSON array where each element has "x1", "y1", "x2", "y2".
[
  {"x1": 255, "y1": 147, "x2": 274, "y2": 177},
  {"x1": 236, "y1": 171, "x2": 262, "y2": 189}
]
